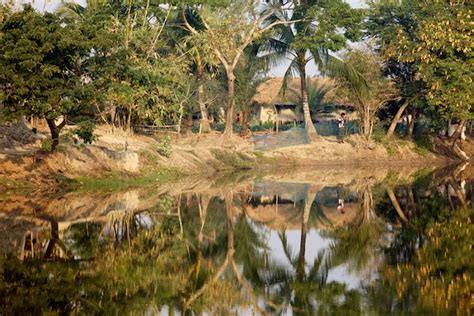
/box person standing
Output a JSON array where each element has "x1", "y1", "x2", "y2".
[{"x1": 337, "y1": 112, "x2": 346, "y2": 143}]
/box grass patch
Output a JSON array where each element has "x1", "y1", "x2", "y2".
[
  {"x1": 0, "y1": 176, "x2": 34, "y2": 198},
  {"x1": 211, "y1": 149, "x2": 255, "y2": 170},
  {"x1": 140, "y1": 149, "x2": 161, "y2": 165},
  {"x1": 70, "y1": 168, "x2": 184, "y2": 192},
  {"x1": 413, "y1": 135, "x2": 433, "y2": 157},
  {"x1": 382, "y1": 140, "x2": 398, "y2": 156},
  {"x1": 345, "y1": 138, "x2": 357, "y2": 148}
]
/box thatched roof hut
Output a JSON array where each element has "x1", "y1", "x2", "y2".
[
  {"x1": 252, "y1": 77, "x2": 302, "y2": 106},
  {"x1": 252, "y1": 77, "x2": 337, "y2": 105},
  {"x1": 251, "y1": 77, "x2": 341, "y2": 124}
]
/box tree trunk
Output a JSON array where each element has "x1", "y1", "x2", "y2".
[
  {"x1": 361, "y1": 185, "x2": 374, "y2": 223},
  {"x1": 450, "y1": 119, "x2": 466, "y2": 147},
  {"x1": 126, "y1": 106, "x2": 133, "y2": 134},
  {"x1": 239, "y1": 111, "x2": 250, "y2": 137},
  {"x1": 223, "y1": 68, "x2": 236, "y2": 138},
  {"x1": 299, "y1": 58, "x2": 318, "y2": 142},
  {"x1": 46, "y1": 117, "x2": 66, "y2": 152},
  {"x1": 386, "y1": 188, "x2": 409, "y2": 224},
  {"x1": 406, "y1": 108, "x2": 417, "y2": 139},
  {"x1": 197, "y1": 58, "x2": 211, "y2": 133},
  {"x1": 297, "y1": 185, "x2": 316, "y2": 278},
  {"x1": 385, "y1": 99, "x2": 410, "y2": 139},
  {"x1": 362, "y1": 106, "x2": 371, "y2": 139}
]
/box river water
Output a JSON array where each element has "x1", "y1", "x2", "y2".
[{"x1": 0, "y1": 164, "x2": 472, "y2": 315}]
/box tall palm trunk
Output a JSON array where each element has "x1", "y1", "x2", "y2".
[
  {"x1": 297, "y1": 185, "x2": 316, "y2": 278},
  {"x1": 298, "y1": 55, "x2": 318, "y2": 141}
]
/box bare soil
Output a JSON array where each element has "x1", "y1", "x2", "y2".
[{"x1": 0, "y1": 124, "x2": 456, "y2": 192}]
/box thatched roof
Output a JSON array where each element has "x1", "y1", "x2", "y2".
[{"x1": 252, "y1": 77, "x2": 336, "y2": 106}]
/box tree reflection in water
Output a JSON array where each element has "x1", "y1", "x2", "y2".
[{"x1": 1, "y1": 165, "x2": 472, "y2": 314}]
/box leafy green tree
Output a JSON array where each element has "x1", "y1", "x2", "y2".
[
  {"x1": 366, "y1": 0, "x2": 427, "y2": 139},
  {"x1": 399, "y1": 1, "x2": 473, "y2": 125},
  {"x1": 182, "y1": 0, "x2": 292, "y2": 138},
  {"x1": 331, "y1": 48, "x2": 397, "y2": 140},
  {"x1": 176, "y1": 8, "x2": 220, "y2": 133},
  {"x1": 62, "y1": 1, "x2": 188, "y2": 133},
  {"x1": 370, "y1": 0, "x2": 473, "y2": 142},
  {"x1": 260, "y1": 0, "x2": 363, "y2": 141},
  {"x1": 0, "y1": 5, "x2": 91, "y2": 151}
]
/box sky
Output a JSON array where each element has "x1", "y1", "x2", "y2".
[
  {"x1": 4, "y1": 0, "x2": 367, "y2": 12},
  {"x1": 3, "y1": 0, "x2": 369, "y2": 76}
]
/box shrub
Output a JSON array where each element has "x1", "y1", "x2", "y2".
[
  {"x1": 372, "y1": 121, "x2": 386, "y2": 143},
  {"x1": 214, "y1": 123, "x2": 243, "y2": 133},
  {"x1": 250, "y1": 122, "x2": 275, "y2": 132},
  {"x1": 157, "y1": 135, "x2": 172, "y2": 157},
  {"x1": 40, "y1": 139, "x2": 52, "y2": 152},
  {"x1": 75, "y1": 121, "x2": 97, "y2": 144},
  {"x1": 413, "y1": 135, "x2": 433, "y2": 156}
]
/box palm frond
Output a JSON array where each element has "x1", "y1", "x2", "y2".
[
  {"x1": 278, "y1": 230, "x2": 298, "y2": 267},
  {"x1": 307, "y1": 250, "x2": 330, "y2": 286},
  {"x1": 56, "y1": 2, "x2": 87, "y2": 20},
  {"x1": 308, "y1": 201, "x2": 333, "y2": 228},
  {"x1": 325, "y1": 53, "x2": 370, "y2": 97},
  {"x1": 280, "y1": 56, "x2": 300, "y2": 97}
]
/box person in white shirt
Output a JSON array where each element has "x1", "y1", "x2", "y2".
[{"x1": 337, "y1": 112, "x2": 346, "y2": 143}]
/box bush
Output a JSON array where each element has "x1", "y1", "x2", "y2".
[
  {"x1": 75, "y1": 121, "x2": 97, "y2": 144},
  {"x1": 157, "y1": 135, "x2": 172, "y2": 157},
  {"x1": 413, "y1": 135, "x2": 433, "y2": 156},
  {"x1": 250, "y1": 121, "x2": 275, "y2": 132},
  {"x1": 214, "y1": 123, "x2": 242, "y2": 133},
  {"x1": 372, "y1": 121, "x2": 386, "y2": 142},
  {"x1": 40, "y1": 139, "x2": 52, "y2": 152}
]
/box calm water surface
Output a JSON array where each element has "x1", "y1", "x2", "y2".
[{"x1": 1, "y1": 165, "x2": 472, "y2": 315}]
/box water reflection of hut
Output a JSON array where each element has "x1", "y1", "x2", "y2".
[{"x1": 242, "y1": 182, "x2": 359, "y2": 230}]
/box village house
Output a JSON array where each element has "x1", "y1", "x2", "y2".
[
  {"x1": 251, "y1": 77, "x2": 358, "y2": 135},
  {"x1": 251, "y1": 77, "x2": 304, "y2": 125}
]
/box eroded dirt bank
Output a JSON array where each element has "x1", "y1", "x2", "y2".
[{"x1": 0, "y1": 126, "x2": 458, "y2": 192}]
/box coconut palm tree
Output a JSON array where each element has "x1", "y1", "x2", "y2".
[
  {"x1": 307, "y1": 79, "x2": 334, "y2": 115},
  {"x1": 260, "y1": 0, "x2": 364, "y2": 142}
]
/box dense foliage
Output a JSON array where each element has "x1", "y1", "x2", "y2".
[
  {"x1": 0, "y1": 5, "x2": 91, "y2": 150},
  {"x1": 0, "y1": 0, "x2": 472, "y2": 147}
]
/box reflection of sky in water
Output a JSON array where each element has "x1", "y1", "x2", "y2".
[{"x1": 250, "y1": 219, "x2": 364, "y2": 290}]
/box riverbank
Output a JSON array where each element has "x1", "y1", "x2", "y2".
[{"x1": 0, "y1": 125, "x2": 461, "y2": 192}]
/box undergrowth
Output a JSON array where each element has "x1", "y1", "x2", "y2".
[
  {"x1": 211, "y1": 149, "x2": 255, "y2": 170},
  {"x1": 71, "y1": 168, "x2": 184, "y2": 192}
]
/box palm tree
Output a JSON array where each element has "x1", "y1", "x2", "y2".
[
  {"x1": 307, "y1": 79, "x2": 334, "y2": 116},
  {"x1": 247, "y1": 184, "x2": 350, "y2": 314},
  {"x1": 176, "y1": 8, "x2": 216, "y2": 133},
  {"x1": 232, "y1": 44, "x2": 273, "y2": 135},
  {"x1": 260, "y1": 0, "x2": 363, "y2": 142}
]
